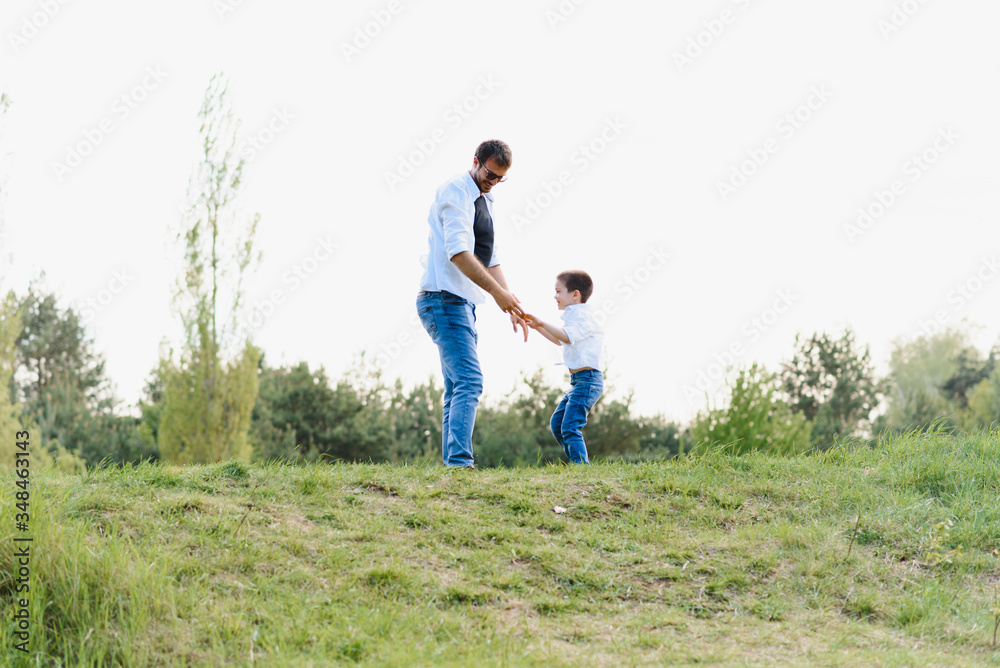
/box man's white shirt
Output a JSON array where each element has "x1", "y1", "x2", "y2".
[
  {"x1": 560, "y1": 303, "x2": 604, "y2": 370},
  {"x1": 419, "y1": 172, "x2": 499, "y2": 305}
]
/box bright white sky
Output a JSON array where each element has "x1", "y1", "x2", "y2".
[{"x1": 1, "y1": 0, "x2": 998, "y2": 423}]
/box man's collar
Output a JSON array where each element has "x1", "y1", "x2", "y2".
[{"x1": 464, "y1": 171, "x2": 494, "y2": 202}]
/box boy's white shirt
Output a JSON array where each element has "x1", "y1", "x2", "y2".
[{"x1": 559, "y1": 303, "x2": 604, "y2": 370}]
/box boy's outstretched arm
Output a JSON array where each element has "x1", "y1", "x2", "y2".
[{"x1": 522, "y1": 314, "x2": 569, "y2": 346}]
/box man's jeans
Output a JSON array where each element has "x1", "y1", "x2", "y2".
[
  {"x1": 416, "y1": 291, "x2": 483, "y2": 467},
  {"x1": 550, "y1": 369, "x2": 604, "y2": 464}
]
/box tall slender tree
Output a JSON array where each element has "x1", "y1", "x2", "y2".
[{"x1": 159, "y1": 74, "x2": 262, "y2": 464}]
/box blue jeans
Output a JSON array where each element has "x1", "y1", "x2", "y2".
[
  {"x1": 550, "y1": 369, "x2": 604, "y2": 464},
  {"x1": 416, "y1": 291, "x2": 483, "y2": 467}
]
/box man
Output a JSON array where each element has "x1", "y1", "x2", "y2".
[{"x1": 416, "y1": 139, "x2": 527, "y2": 468}]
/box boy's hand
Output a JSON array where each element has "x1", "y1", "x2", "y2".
[
  {"x1": 522, "y1": 313, "x2": 543, "y2": 329},
  {"x1": 521, "y1": 314, "x2": 564, "y2": 347}
]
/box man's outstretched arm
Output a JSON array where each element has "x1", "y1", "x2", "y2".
[
  {"x1": 450, "y1": 252, "x2": 525, "y2": 319},
  {"x1": 488, "y1": 264, "x2": 529, "y2": 341}
]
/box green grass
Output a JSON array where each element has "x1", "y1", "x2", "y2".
[{"x1": 3, "y1": 430, "x2": 1000, "y2": 666}]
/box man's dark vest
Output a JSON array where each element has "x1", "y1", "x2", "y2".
[{"x1": 473, "y1": 195, "x2": 494, "y2": 268}]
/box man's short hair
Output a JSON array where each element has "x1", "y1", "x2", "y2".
[
  {"x1": 475, "y1": 139, "x2": 512, "y2": 169},
  {"x1": 557, "y1": 270, "x2": 594, "y2": 303}
]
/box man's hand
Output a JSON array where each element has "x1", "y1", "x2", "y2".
[
  {"x1": 492, "y1": 288, "x2": 525, "y2": 318},
  {"x1": 511, "y1": 312, "x2": 529, "y2": 342}
]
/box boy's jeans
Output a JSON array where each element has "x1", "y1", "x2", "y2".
[
  {"x1": 416, "y1": 291, "x2": 483, "y2": 467},
  {"x1": 550, "y1": 369, "x2": 604, "y2": 464}
]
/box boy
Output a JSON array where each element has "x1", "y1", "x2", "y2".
[{"x1": 523, "y1": 270, "x2": 605, "y2": 464}]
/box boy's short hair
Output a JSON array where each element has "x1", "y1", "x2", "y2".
[
  {"x1": 475, "y1": 139, "x2": 512, "y2": 169},
  {"x1": 557, "y1": 270, "x2": 594, "y2": 303}
]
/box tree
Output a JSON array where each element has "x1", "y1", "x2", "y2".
[
  {"x1": 12, "y1": 282, "x2": 109, "y2": 462},
  {"x1": 956, "y1": 345, "x2": 1000, "y2": 431},
  {"x1": 635, "y1": 415, "x2": 686, "y2": 460},
  {"x1": 385, "y1": 376, "x2": 443, "y2": 462},
  {"x1": 961, "y1": 369, "x2": 1000, "y2": 430},
  {"x1": 136, "y1": 366, "x2": 165, "y2": 457},
  {"x1": 332, "y1": 360, "x2": 394, "y2": 462},
  {"x1": 472, "y1": 368, "x2": 670, "y2": 467},
  {"x1": 13, "y1": 280, "x2": 108, "y2": 409},
  {"x1": 252, "y1": 362, "x2": 343, "y2": 462},
  {"x1": 691, "y1": 363, "x2": 812, "y2": 455},
  {"x1": 781, "y1": 329, "x2": 884, "y2": 449},
  {"x1": 0, "y1": 99, "x2": 83, "y2": 472},
  {"x1": 942, "y1": 345, "x2": 995, "y2": 410},
  {"x1": 879, "y1": 329, "x2": 974, "y2": 433},
  {"x1": 583, "y1": 390, "x2": 646, "y2": 460},
  {"x1": 473, "y1": 369, "x2": 569, "y2": 467},
  {"x1": 0, "y1": 291, "x2": 83, "y2": 472},
  {"x1": 159, "y1": 74, "x2": 261, "y2": 464},
  {"x1": 8, "y1": 282, "x2": 147, "y2": 468}
]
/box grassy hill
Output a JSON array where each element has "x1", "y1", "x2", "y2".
[{"x1": 3, "y1": 430, "x2": 1000, "y2": 666}]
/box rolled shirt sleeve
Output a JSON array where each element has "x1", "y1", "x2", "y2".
[
  {"x1": 419, "y1": 172, "x2": 501, "y2": 305},
  {"x1": 440, "y1": 197, "x2": 474, "y2": 259}
]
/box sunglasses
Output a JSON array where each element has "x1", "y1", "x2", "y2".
[{"x1": 478, "y1": 160, "x2": 508, "y2": 183}]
